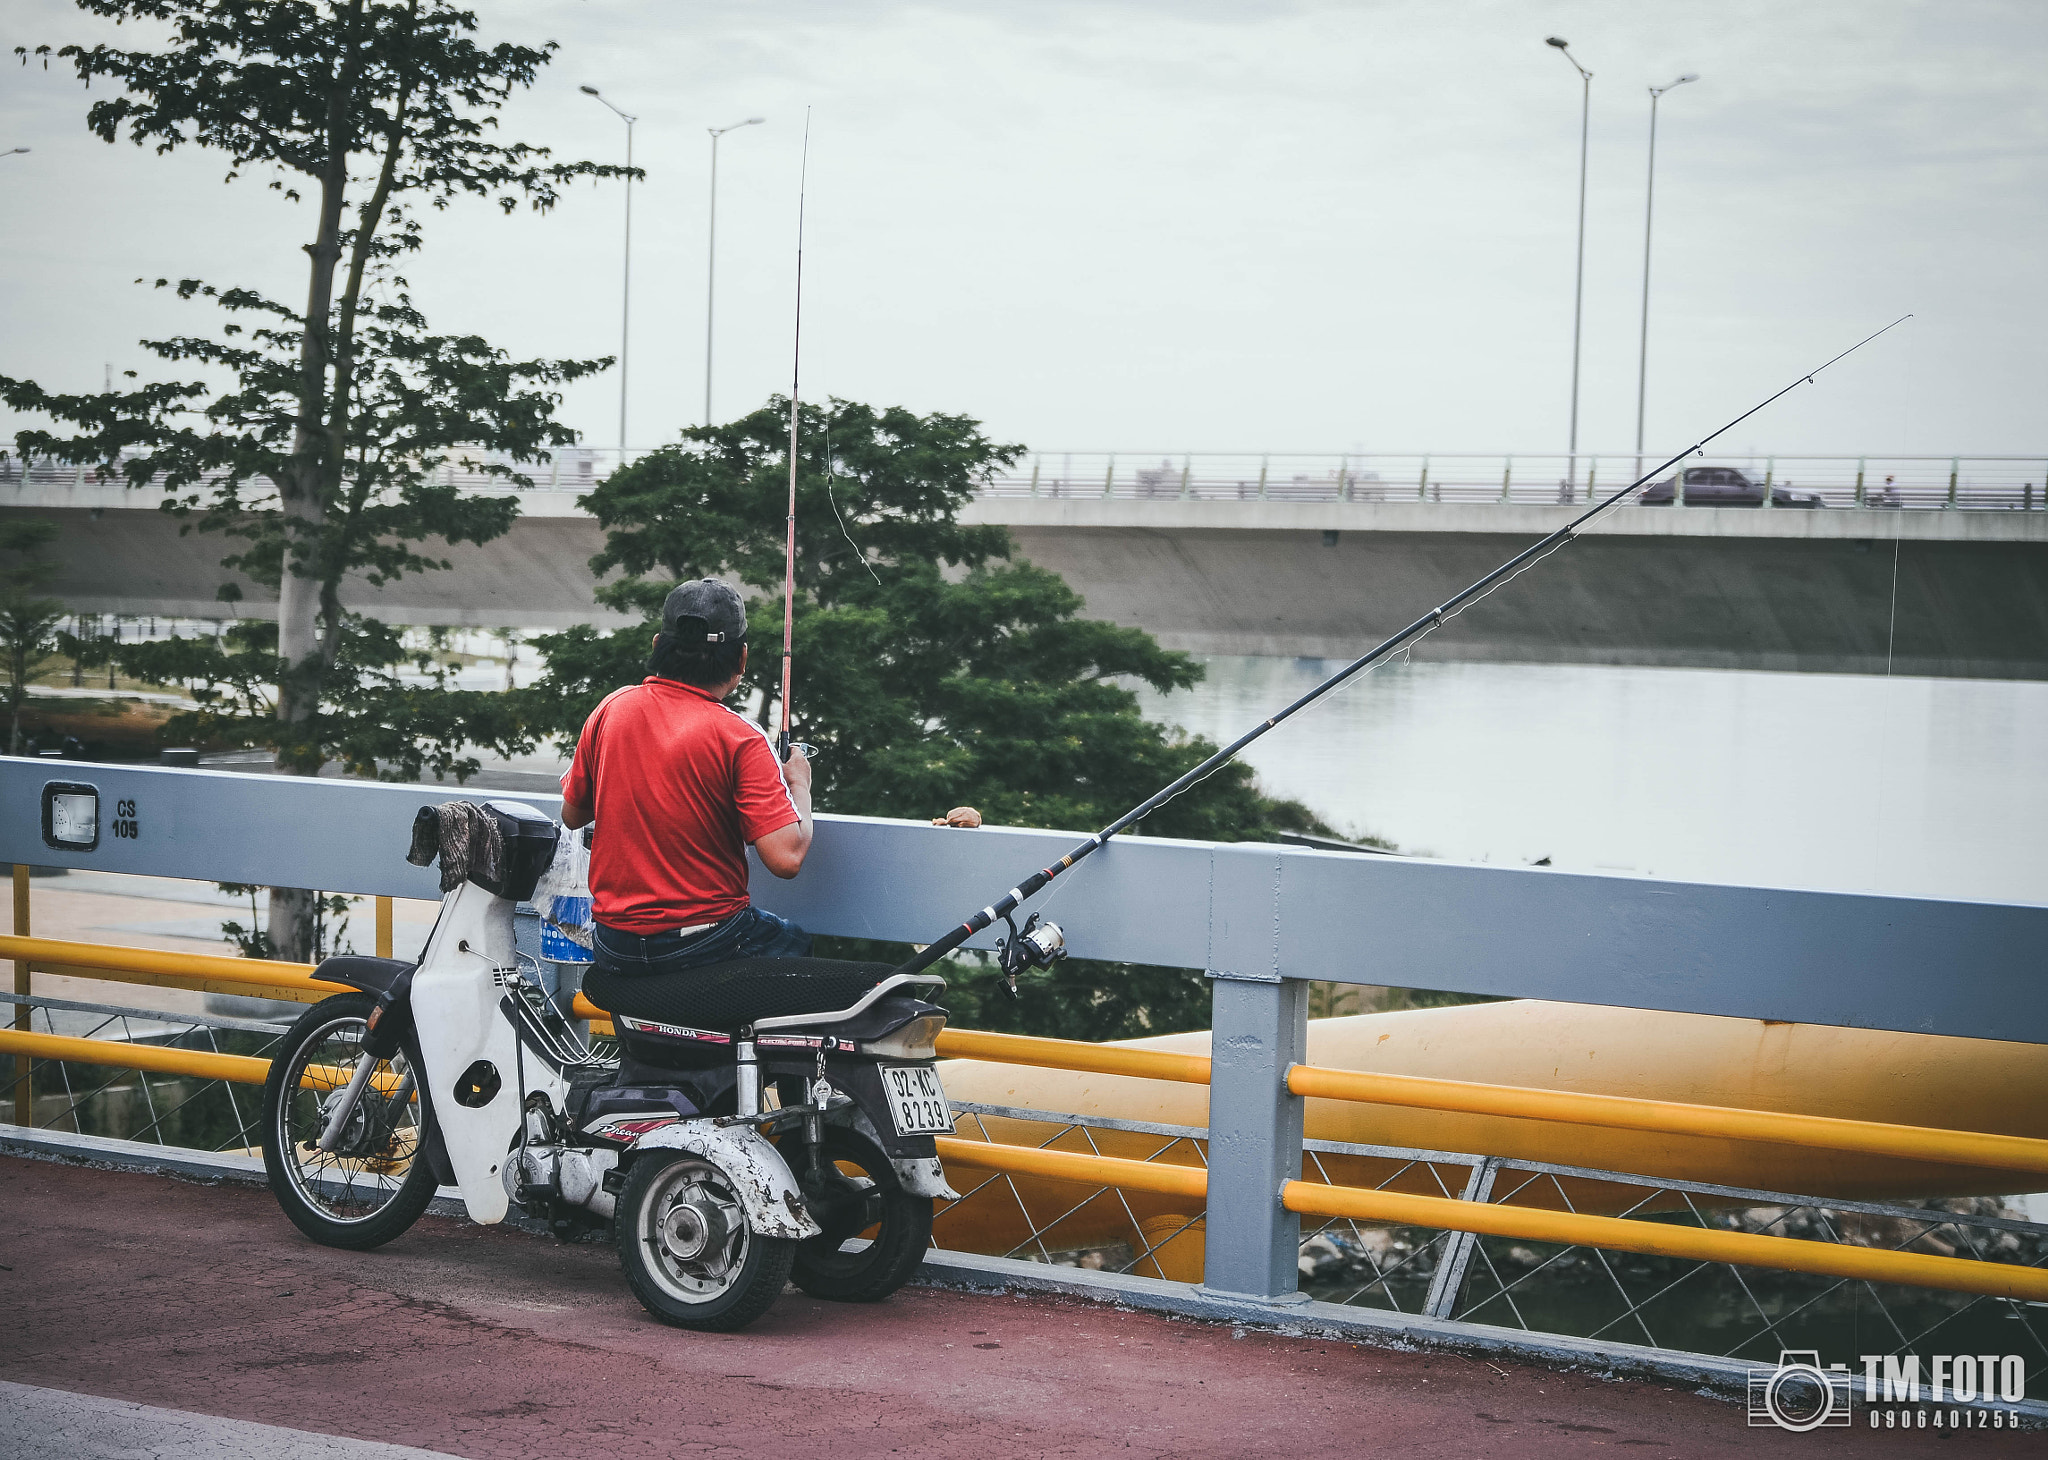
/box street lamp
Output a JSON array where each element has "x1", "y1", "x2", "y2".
[
  {"x1": 1545, "y1": 37, "x2": 1592, "y2": 498},
  {"x1": 1634, "y1": 72, "x2": 1699, "y2": 476},
  {"x1": 704, "y1": 116, "x2": 765, "y2": 426},
  {"x1": 581, "y1": 85, "x2": 637, "y2": 457},
  {"x1": 2, "y1": 148, "x2": 29, "y2": 158}
]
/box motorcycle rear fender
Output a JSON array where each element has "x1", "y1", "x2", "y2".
[
  {"x1": 629, "y1": 1119, "x2": 823, "y2": 1241},
  {"x1": 842, "y1": 1105, "x2": 960, "y2": 1200}
]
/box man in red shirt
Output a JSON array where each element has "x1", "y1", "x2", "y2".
[{"x1": 559, "y1": 580, "x2": 815, "y2": 976}]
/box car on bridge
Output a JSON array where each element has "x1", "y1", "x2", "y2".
[{"x1": 1638, "y1": 465, "x2": 1824, "y2": 508}]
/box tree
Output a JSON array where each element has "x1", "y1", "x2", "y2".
[
  {"x1": 0, "y1": 520, "x2": 68, "y2": 755},
  {"x1": 525, "y1": 398, "x2": 1334, "y2": 1038},
  {"x1": 4, "y1": 2, "x2": 624, "y2": 955}
]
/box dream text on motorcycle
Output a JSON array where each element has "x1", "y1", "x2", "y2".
[{"x1": 883, "y1": 1065, "x2": 953, "y2": 1136}]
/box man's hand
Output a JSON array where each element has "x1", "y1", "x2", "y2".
[{"x1": 754, "y1": 750, "x2": 814, "y2": 879}]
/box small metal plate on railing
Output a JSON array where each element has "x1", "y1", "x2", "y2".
[{"x1": 41, "y1": 781, "x2": 99, "y2": 852}]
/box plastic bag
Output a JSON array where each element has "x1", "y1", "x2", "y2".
[{"x1": 531, "y1": 823, "x2": 594, "y2": 956}]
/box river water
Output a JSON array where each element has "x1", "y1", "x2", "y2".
[{"x1": 1132, "y1": 657, "x2": 2048, "y2": 907}]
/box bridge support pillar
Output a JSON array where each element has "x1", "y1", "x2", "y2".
[{"x1": 1200, "y1": 844, "x2": 1309, "y2": 1302}]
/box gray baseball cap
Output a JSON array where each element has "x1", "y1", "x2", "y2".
[{"x1": 660, "y1": 579, "x2": 748, "y2": 644}]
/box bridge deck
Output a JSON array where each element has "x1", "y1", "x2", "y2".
[{"x1": 1, "y1": 1156, "x2": 2008, "y2": 1458}]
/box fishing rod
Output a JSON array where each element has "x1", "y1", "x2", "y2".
[
  {"x1": 778, "y1": 111, "x2": 811, "y2": 766},
  {"x1": 895, "y1": 316, "x2": 1913, "y2": 990}
]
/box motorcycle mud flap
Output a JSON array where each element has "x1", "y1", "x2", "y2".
[
  {"x1": 630, "y1": 1120, "x2": 824, "y2": 1241},
  {"x1": 845, "y1": 1106, "x2": 961, "y2": 1200}
]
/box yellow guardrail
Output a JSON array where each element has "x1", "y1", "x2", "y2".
[
  {"x1": 1286, "y1": 1063, "x2": 2048, "y2": 1181},
  {"x1": 0, "y1": 935, "x2": 347, "y2": 1005},
  {"x1": 1277, "y1": 1178, "x2": 2048, "y2": 1305},
  {"x1": 0, "y1": 1029, "x2": 389, "y2": 1094},
  {"x1": 938, "y1": 1135, "x2": 2048, "y2": 1304},
  {"x1": 934, "y1": 1027, "x2": 1212, "y2": 1084},
  {"x1": 2, "y1": 1028, "x2": 271, "y2": 1084},
  {"x1": 18, "y1": 937, "x2": 2037, "y2": 1179},
  {"x1": 14, "y1": 933, "x2": 2048, "y2": 1304}
]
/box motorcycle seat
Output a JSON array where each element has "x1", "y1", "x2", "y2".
[{"x1": 582, "y1": 956, "x2": 896, "y2": 1035}]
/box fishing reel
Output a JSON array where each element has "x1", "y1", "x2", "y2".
[{"x1": 995, "y1": 911, "x2": 1066, "y2": 999}]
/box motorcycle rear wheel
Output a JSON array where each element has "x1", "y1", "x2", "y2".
[
  {"x1": 617, "y1": 1150, "x2": 794, "y2": 1332},
  {"x1": 261, "y1": 992, "x2": 438, "y2": 1251},
  {"x1": 788, "y1": 1126, "x2": 933, "y2": 1303}
]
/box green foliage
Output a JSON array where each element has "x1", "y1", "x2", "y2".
[
  {"x1": 216, "y1": 882, "x2": 355, "y2": 961},
  {"x1": 579, "y1": 398, "x2": 1012, "y2": 611},
  {"x1": 18, "y1": 2, "x2": 618, "y2": 218},
  {"x1": 0, "y1": 519, "x2": 68, "y2": 755},
  {"x1": 114, "y1": 616, "x2": 528, "y2": 783}
]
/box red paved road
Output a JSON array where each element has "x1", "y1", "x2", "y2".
[{"x1": 0, "y1": 1156, "x2": 2031, "y2": 1458}]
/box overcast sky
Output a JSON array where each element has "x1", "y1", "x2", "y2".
[{"x1": 4, "y1": 0, "x2": 2044, "y2": 461}]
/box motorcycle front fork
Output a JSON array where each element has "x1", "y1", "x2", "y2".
[{"x1": 317, "y1": 1053, "x2": 415, "y2": 1153}]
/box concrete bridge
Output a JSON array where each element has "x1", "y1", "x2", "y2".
[{"x1": 17, "y1": 481, "x2": 2048, "y2": 678}]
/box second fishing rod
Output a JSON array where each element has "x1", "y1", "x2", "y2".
[{"x1": 892, "y1": 317, "x2": 1911, "y2": 988}]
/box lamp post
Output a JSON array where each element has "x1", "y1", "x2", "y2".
[
  {"x1": 704, "y1": 117, "x2": 766, "y2": 426},
  {"x1": 2, "y1": 148, "x2": 29, "y2": 158},
  {"x1": 1634, "y1": 72, "x2": 1698, "y2": 477},
  {"x1": 1545, "y1": 37, "x2": 1592, "y2": 499},
  {"x1": 581, "y1": 86, "x2": 637, "y2": 457}
]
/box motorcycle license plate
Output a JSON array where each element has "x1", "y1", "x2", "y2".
[{"x1": 882, "y1": 1064, "x2": 953, "y2": 1136}]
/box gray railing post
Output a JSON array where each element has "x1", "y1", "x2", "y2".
[{"x1": 1200, "y1": 844, "x2": 1309, "y2": 1303}]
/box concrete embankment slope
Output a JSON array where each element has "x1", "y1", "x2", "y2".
[
  {"x1": 14, "y1": 498, "x2": 634, "y2": 629},
  {"x1": 975, "y1": 499, "x2": 2048, "y2": 679},
  {"x1": 21, "y1": 490, "x2": 2048, "y2": 676}
]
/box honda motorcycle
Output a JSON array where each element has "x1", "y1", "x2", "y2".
[{"x1": 258, "y1": 799, "x2": 959, "y2": 1332}]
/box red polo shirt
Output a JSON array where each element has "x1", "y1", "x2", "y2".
[{"x1": 562, "y1": 678, "x2": 802, "y2": 934}]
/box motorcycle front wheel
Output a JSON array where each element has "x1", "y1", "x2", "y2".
[
  {"x1": 261, "y1": 992, "x2": 439, "y2": 1251},
  {"x1": 787, "y1": 1125, "x2": 933, "y2": 1303},
  {"x1": 616, "y1": 1151, "x2": 795, "y2": 1332}
]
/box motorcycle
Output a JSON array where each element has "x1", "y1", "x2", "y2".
[{"x1": 258, "y1": 799, "x2": 959, "y2": 1332}]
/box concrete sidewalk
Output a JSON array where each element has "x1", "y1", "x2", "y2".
[
  {"x1": 0, "y1": 1380, "x2": 462, "y2": 1460},
  {"x1": 0, "y1": 1156, "x2": 2027, "y2": 1459}
]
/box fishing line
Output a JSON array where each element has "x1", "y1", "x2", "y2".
[
  {"x1": 893, "y1": 316, "x2": 1914, "y2": 981},
  {"x1": 778, "y1": 109, "x2": 811, "y2": 763},
  {"x1": 1141, "y1": 532, "x2": 1574, "y2": 829},
  {"x1": 1885, "y1": 539, "x2": 1900, "y2": 677},
  {"x1": 823, "y1": 412, "x2": 882, "y2": 587}
]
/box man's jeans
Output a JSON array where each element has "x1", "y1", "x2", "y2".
[{"x1": 593, "y1": 906, "x2": 812, "y2": 978}]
